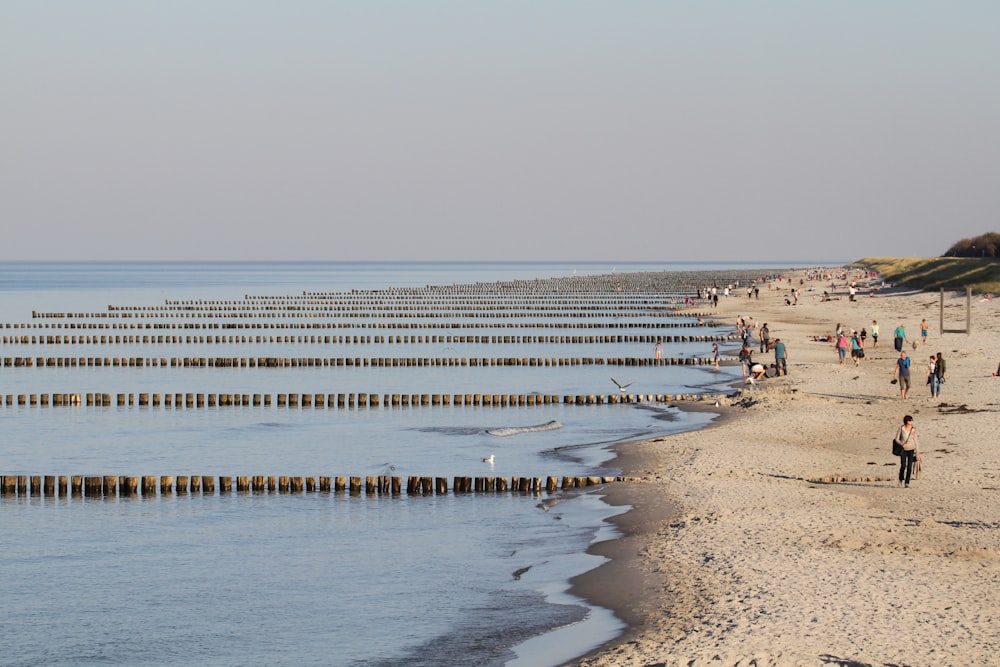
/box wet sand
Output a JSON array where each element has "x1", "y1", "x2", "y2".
[{"x1": 566, "y1": 269, "x2": 1000, "y2": 667}]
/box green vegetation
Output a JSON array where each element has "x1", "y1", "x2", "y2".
[
  {"x1": 944, "y1": 232, "x2": 1000, "y2": 258},
  {"x1": 851, "y1": 257, "x2": 1000, "y2": 294}
]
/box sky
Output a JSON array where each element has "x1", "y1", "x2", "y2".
[{"x1": 2, "y1": 2, "x2": 998, "y2": 263}]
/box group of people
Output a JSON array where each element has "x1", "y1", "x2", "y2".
[
  {"x1": 833, "y1": 323, "x2": 869, "y2": 367},
  {"x1": 888, "y1": 319, "x2": 946, "y2": 400},
  {"x1": 736, "y1": 317, "x2": 788, "y2": 383},
  {"x1": 891, "y1": 318, "x2": 931, "y2": 352},
  {"x1": 891, "y1": 350, "x2": 947, "y2": 400}
]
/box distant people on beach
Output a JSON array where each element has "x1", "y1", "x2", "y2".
[
  {"x1": 894, "y1": 415, "x2": 921, "y2": 487},
  {"x1": 712, "y1": 342, "x2": 720, "y2": 370},
  {"x1": 871, "y1": 320, "x2": 880, "y2": 349},
  {"x1": 893, "y1": 351, "x2": 912, "y2": 399},
  {"x1": 920, "y1": 318, "x2": 929, "y2": 346},
  {"x1": 759, "y1": 323, "x2": 770, "y2": 353},
  {"x1": 653, "y1": 340, "x2": 663, "y2": 360}
]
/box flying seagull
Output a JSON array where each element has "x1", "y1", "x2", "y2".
[{"x1": 610, "y1": 378, "x2": 633, "y2": 393}]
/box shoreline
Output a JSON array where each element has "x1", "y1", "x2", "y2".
[{"x1": 564, "y1": 270, "x2": 1000, "y2": 666}]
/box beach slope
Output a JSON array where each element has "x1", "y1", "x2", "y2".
[{"x1": 570, "y1": 271, "x2": 1000, "y2": 667}]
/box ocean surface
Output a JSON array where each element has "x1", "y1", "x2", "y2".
[{"x1": 0, "y1": 261, "x2": 793, "y2": 666}]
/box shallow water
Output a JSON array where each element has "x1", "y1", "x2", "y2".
[{"x1": 0, "y1": 261, "x2": 748, "y2": 666}]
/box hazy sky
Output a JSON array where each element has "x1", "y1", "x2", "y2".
[{"x1": 3, "y1": 2, "x2": 998, "y2": 262}]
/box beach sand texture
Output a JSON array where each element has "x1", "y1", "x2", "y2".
[{"x1": 569, "y1": 270, "x2": 1000, "y2": 667}]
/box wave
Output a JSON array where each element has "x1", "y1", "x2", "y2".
[{"x1": 487, "y1": 420, "x2": 563, "y2": 437}]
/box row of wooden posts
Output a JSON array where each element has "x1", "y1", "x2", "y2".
[
  {"x1": 2, "y1": 355, "x2": 722, "y2": 368},
  {"x1": 9, "y1": 318, "x2": 715, "y2": 330},
  {"x1": 29, "y1": 310, "x2": 694, "y2": 320},
  {"x1": 2, "y1": 333, "x2": 731, "y2": 345},
  {"x1": 0, "y1": 474, "x2": 617, "y2": 498},
  {"x1": 108, "y1": 302, "x2": 684, "y2": 312},
  {"x1": 1, "y1": 391, "x2": 724, "y2": 408}
]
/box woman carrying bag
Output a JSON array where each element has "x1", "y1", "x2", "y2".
[{"x1": 894, "y1": 415, "x2": 921, "y2": 487}]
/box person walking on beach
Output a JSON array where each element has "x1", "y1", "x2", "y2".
[
  {"x1": 894, "y1": 415, "x2": 921, "y2": 487},
  {"x1": 920, "y1": 318, "x2": 929, "y2": 346},
  {"x1": 772, "y1": 338, "x2": 787, "y2": 376},
  {"x1": 759, "y1": 323, "x2": 770, "y2": 353},
  {"x1": 926, "y1": 355, "x2": 939, "y2": 398},
  {"x1": 653, "y1": 340, "x2": 663, "y2": 360},
  {"x1": 871, "y1": 320, "x2": 880, "y2": 349},
  {"x1": 934, "y1": 352, "x2": 946, "y2": 398},
  {"x1": 893, "y1": 350, "x2": 912, "y2": 399},
  {"x1": 835, "y1": 330, "x2": 849, "y2": 365},
  {"x1": 894, "y1": 323, "x2": 907, "y2": 353},
  {"x1": 738, "y1": 342, "x2": 752, "y2": 378},
  {"x1": 850, "y1": 330, "x2": 864, "y2": 366}
]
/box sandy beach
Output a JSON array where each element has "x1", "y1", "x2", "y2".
[{"x1": 568, "y1": 269, "x2": 1000, "y2": 667}]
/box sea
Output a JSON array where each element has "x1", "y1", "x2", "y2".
[{"x1": 0, "y1": 261, "x2": 802, "y2": 667}]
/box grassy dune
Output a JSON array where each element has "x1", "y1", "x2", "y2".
[{"x1": 851, "y1": 257, "x2": 1000, "y2": 294}]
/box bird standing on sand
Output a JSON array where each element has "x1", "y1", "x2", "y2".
[{"x1": 610, "y1": 378, "x2": 633, "y2": 393}]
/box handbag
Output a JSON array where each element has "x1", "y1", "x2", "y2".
[{"x1": 892, "y1": 426, "x2": 909, "y2": 456}]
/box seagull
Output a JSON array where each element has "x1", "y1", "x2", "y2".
[
  {"x1": 481, "y1": 454, "x2": 495, "y2": 464},
  {"x1": 610, "y1": 378, "x2": 633, "y2": 393}
]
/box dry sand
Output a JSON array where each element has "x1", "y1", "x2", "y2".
[{"x1": 567, "y1": 270, "x2": 1000, "y2": 667}]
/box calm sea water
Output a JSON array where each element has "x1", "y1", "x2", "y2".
[{"x1": 0, "y1": 261, "x2": 780, "y2": 666}]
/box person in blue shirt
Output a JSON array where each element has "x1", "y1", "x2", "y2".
[{"x1": 892, "y1": 350, "x2": 911, "y2": 399}]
